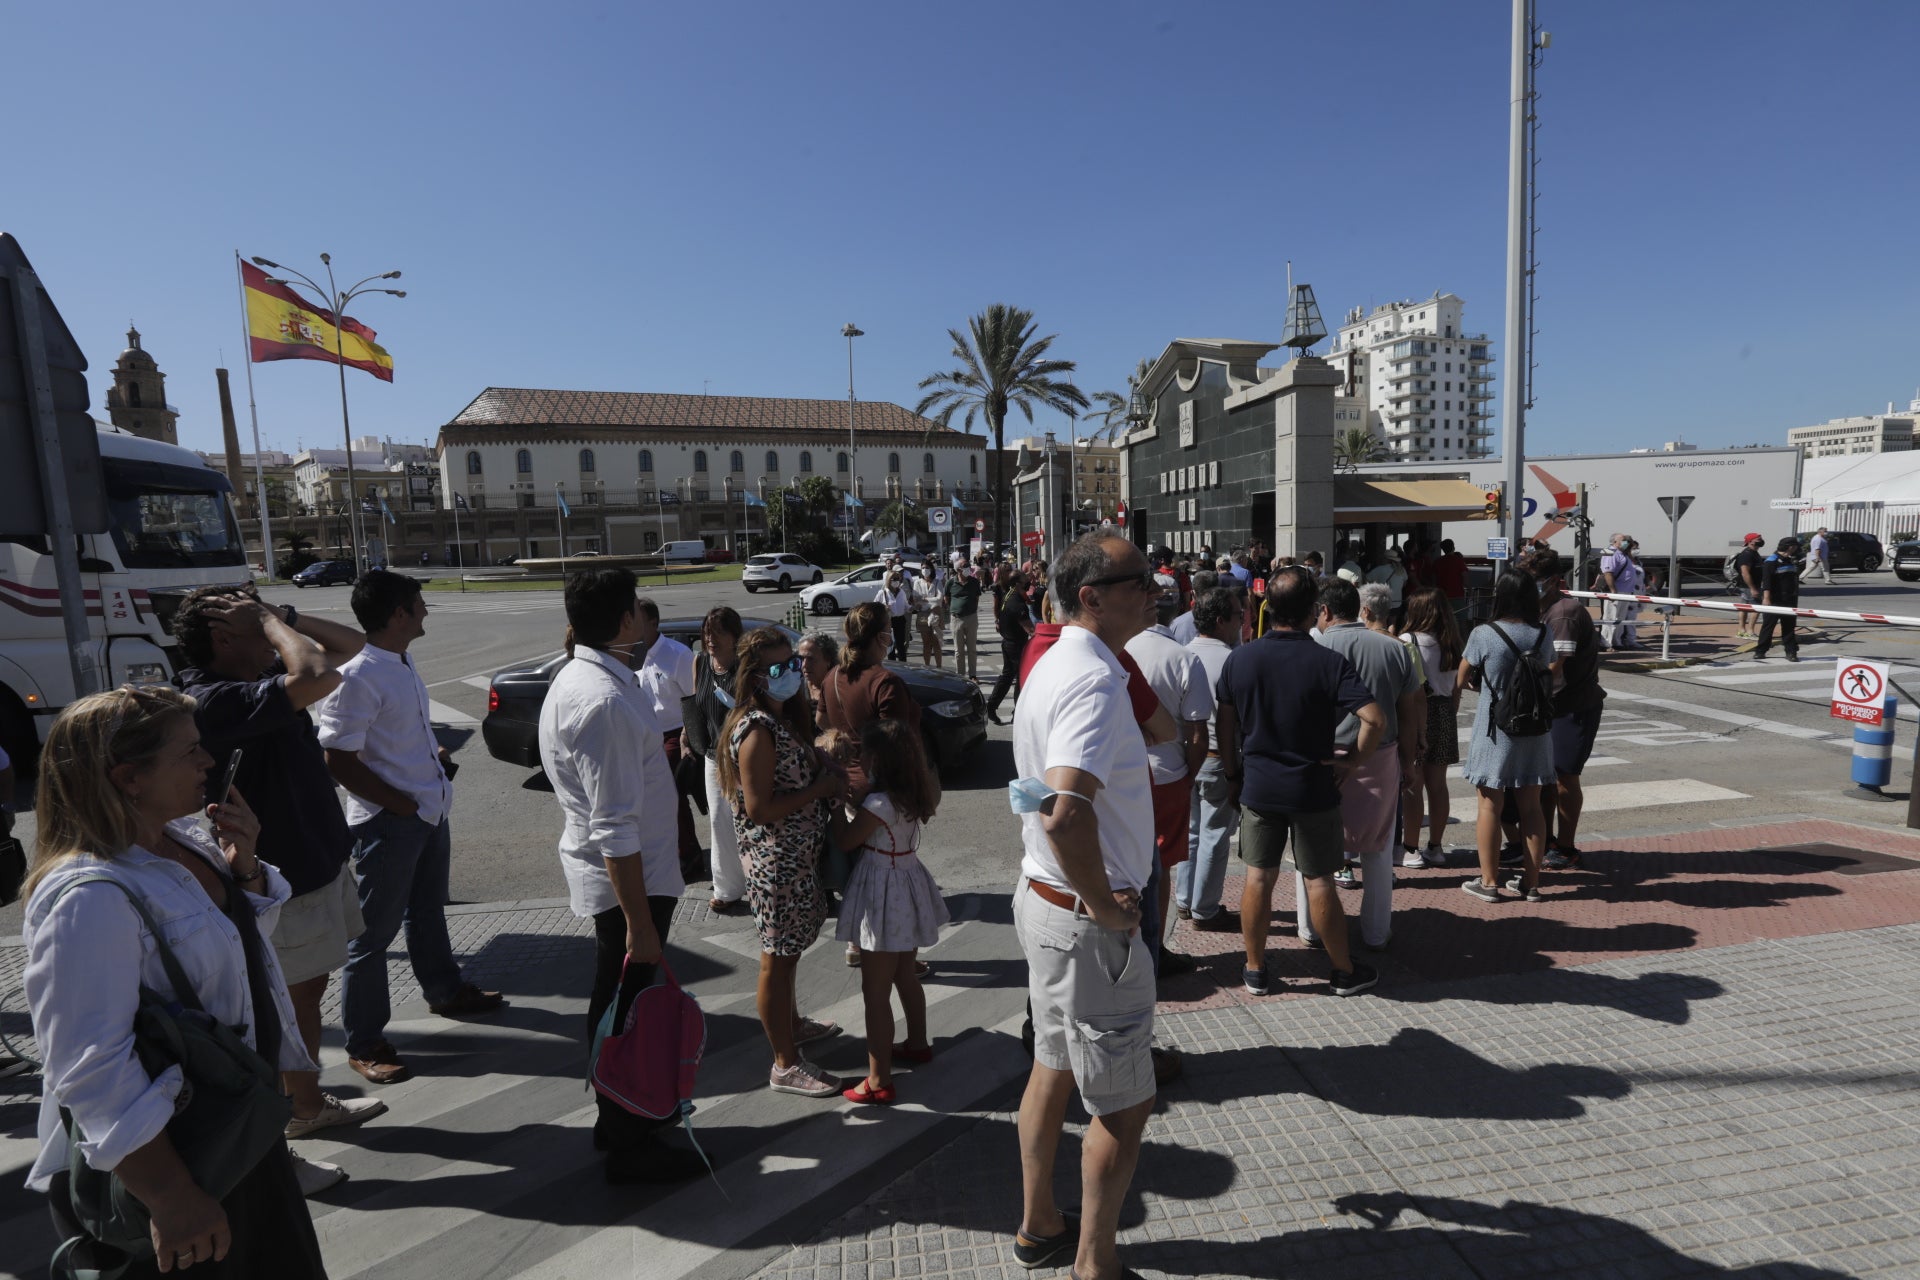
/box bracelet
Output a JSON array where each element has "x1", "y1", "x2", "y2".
[{"x1": 234, "y1": 862, "x2": 266, "y2": 883}]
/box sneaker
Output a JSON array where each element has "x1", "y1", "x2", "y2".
[
  {"x1": 769, "y1": 1060, "x2": 841, "y2": 1097},
  {"x1": 1242, "y1": 965, "x2": 1271, "y2": 996},
  {"x1": 1397, "y1": 847, "x2": 1430, "y2": 869},
  {"x1": 1498, "y1": 843, "x2": 1525, "y2": 869},
  {"x1": 1300, "y1": 934, "x2": 1325, "y2": 951},
  {"x1": 290, "y1": 1150, "x2": 348, "y2": 1197},
  {"x1": 1191, "y1": 909, "x2": 1241, "y2": 932},
  {"x1": 1174, "y1": 903, "x2": 1192, "y2": 920},
  {"x1": 1543, "y1": 846, "x2": 1583, "y2": 870},
  {"x1": 1786, "y1": 653, "x2": 1801, "y2": 663},
  {"x1": 792, "y1": 1017, "x2": 839, "y2": 1045},
  {"x1": 1013, "y1": 1211, "x2": 1081, "y2": 1270},
  {"x1": 284, "y1": 1092, "x2": 388, "y2": 1140},
  {"x1": 1424, "y1": 843, "x2": 1452, "y2": 867},
  {"x1": 1460, "y1": 878, "x2": 1502, "y2": 903},
  {"x1": 1329, "y1": 962, "x2": 1378, "y2": 997},
  {"x1": 1504, "y1": 876, "x2": 1543, "y2": 903},
  {"x1": 845, "y1": 944, "x2": 863, "y2": 967},
  {"x1": 1333, "y1": 866, "x2": 1359, "y2": 890}
]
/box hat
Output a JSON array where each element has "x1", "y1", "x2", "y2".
[{"x1": 1743, "y1": 532, "x2": 1763, "y2": 545}]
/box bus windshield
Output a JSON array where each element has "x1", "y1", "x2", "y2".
[{"x1": 102, "y1": 457, "x2": 248, "y2": 570}]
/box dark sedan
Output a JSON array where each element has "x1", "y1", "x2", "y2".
[
  {"x1": 482, "y1": 618, "x2": 987, "y2": 774},
  {"x1": 1816, "y1": 530, "x2": 1883, "y2": 572},
  {"x1": 292, "y1": 559, "x2": 357, "y2": 587}
]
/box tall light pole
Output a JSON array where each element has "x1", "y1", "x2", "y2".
[
  {"x1": 251, "y1": 254, "x2": 404, "y2": 575},
  {"x1": 1500, "y1": 0, "x2": 1546, "y2": 549},
  {"x1": 843, "y1": 323, "x2": 863, "y2": 557}
]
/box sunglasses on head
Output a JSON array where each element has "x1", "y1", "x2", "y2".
[
  {"x1": 761, "y1": 657, "x2": 803, "y2": 680},
  {"x1": 1085, "y1": 569, "x2": 1157, "y2": 592}
]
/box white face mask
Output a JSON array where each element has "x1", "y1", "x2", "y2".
[{"x1": 1007, "y1": 777, "x2": 1096, "y2": 815}]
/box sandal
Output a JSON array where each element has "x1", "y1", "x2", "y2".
[
  {"x1": 842, "y1": 1079, "x2": 896, "y2": 1105},
  {"x1": 892, "y1": 1042, "x2": 934, "y2": 1064}
]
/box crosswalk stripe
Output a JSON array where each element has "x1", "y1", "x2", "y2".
[
  {"x1": 427, "y1": 698, "x2": 479, "y2": 726},
  {"x1": 1604, "y1": 688, "x2": 1842, "y2": 743},
  {"x1": 1578, "y1": 778, "x2": 1748, "y2": 812}
]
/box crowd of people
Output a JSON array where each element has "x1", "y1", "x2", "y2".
[{"x1": 14, "y1": 527, "x2": 1637, "y2": 1278}]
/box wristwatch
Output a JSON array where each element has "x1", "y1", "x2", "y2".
[{"x1": 281, "y1": 604, "x2": 299, "y2": 629}]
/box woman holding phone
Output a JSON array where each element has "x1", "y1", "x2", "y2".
[{"x1": 20, "y1": 685, "x2": 326, "y2": 1276}]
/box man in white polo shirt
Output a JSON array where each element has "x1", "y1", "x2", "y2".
[
  {"x1": 1010, "y1": 533, "x2": 1159, "y2": 1280},
  {"x1": 633, "y1": 595, "x2": 703, "y2": 880}
]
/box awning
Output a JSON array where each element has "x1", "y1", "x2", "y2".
[{"x1": 1333, "y1": 476, "x2": 1493, "y2": 522}]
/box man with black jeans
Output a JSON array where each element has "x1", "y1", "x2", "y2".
[
  {"x1": 1754, "y1": 536, "x2": 1803, "y2": 663},
  {"x1": 539, "y1": 567, "x2": 703, "y2": 1183},
  {"x1": 317, "y1": 572, "x2": 503, "y2": 1086},
  {"x1": 987, "y1": 570, "x2": 1034, "y2": 724}
]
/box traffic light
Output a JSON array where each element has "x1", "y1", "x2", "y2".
[
  {"x1": 0, "y1": 234, "x2": 107, "y2": 536},
  {"x1": 1483, "y1": 486, "x2": 1503, "y2": 520}
]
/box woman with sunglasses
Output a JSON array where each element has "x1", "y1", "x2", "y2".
[{"x1": 717, "y1": 628, "x2": 851, "y2": 1097}]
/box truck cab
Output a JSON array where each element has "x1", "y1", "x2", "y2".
[{"x1": 0, "y1": 426, "x2": 253, "y2": 773}]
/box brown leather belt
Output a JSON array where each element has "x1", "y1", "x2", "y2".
[{"x1": 1025, "y1": 879, "x2": 1084, "y2": 913}]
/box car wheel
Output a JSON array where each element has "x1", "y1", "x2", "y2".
[
  {"x1": 812, "y1": 572, "x2": 823, "y2": 584},
  {"x1": 1898, "y1": 569, "x2": 1920, "y2": 583},
  {"x1": 745, "y1": 584, "x2": 758, "y2": 593},
  {"x1": 779, "y1": 575, "x2": 792, "y2": 591},
  {"x1": 812, "y1": 594, "x2": 838, "y2": 616},
  {"x1": 1861, "y1": 555, "x2": 1882, "y2": 572},
  {"x1": 295, "y1": 581, "x2": 306, "y2": 588}
]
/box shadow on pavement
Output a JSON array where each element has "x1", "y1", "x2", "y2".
[
  {"x1": 942, "y1": 738, "x2": 1014, "y2": 791},
  {"x1": 1140, "y1": 1191, "x2": 1855, "y2": 1279}
]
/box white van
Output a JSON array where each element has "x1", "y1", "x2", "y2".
[{"x1": 660, "y1": 539, "x2": 708, "y2": 564}]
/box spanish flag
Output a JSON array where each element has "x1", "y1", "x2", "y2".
[{"x1": 242, "y1": 261, "x2": 394, "y2": 382}]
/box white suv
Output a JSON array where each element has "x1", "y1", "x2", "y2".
[{"x1": 742, "y1": 553, "x2": 826, "y2": 593}]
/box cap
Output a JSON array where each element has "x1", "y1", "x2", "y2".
[{"x1": 1744, "y1": 532, "x2": 1763, "y2": 544}]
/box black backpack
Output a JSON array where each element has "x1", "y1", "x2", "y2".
[{"x1": 1480, "y1": 623, "x2": 1555, "y2": 739}]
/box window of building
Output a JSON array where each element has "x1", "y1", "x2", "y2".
[
  {"x1": 639, "y1": 449, "x2": 654, "y2": 472},
  {"x1": 969, "y1": 455, "x2": 978, "y2": 475},
  {"x1": 837, "y1": 451, "x2": 849, "y2": 472},
  {"x1": 887, "y1": 452, "x2": 900, "y2": 474},
  {"x1": 799, "y1": 450, "x2": 812, "y2": 472},
  {"x1": 516, "y1": 449, "x2": 532, "y2": 474},
  {"x1": 922, "y1": 452, "x2": 935, "y2": 474},
  {"x1": 730, "y1": 450, "x2": 744, "y2": 473},
  {"x1": 579, "y1": 448, "x2": 596, "y2": 472},
  {"x1": 518, "y1": 492, "x2": 535, "y2": 509},
  {"x1": 466, "y1": 451, "x2": 483, "y2": 475},
  {"x1": 694, "y1": 450, "x2": 708, "y2": 472}
]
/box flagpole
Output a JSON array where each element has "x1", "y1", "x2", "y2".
[
  {"x1": 451, "y1": 494, "x2": 466, "y2": 592},
  {"x1": 233, "y1": 252, "x2": 277, "y2": 581}
]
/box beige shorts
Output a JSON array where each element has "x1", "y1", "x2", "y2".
[
  {"x1": 1013, "y1": 880, "x2": 1156, "y2": 1117},
  {"x1": 272, "y1": 861, "x2": 365, "y2": 985}
]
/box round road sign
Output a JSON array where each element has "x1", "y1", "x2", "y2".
[{"x1": 974, "y1": 518, "x2": 986, "y2": 533}]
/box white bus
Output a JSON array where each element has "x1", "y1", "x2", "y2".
[{"x1": 0, "y1": 425, "x2": 252, "y2": 771}]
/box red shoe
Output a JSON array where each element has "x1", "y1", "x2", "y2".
[
  {"x1": 892, "y1": 1043, "x2": 934, "y2": 1065},
  {"x1": 843, "y1": 1079, "x2": 896, "y2": 1105}
]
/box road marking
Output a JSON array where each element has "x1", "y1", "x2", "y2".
[
  {"x1": 427, "y1": 698, "x2": 479, "y2": 726},
  {"x1": 426, "y1": 649, "x2": 562, "y2": 690},
  {"x1": 1578, "y1": 778, "x2": 1749, "y2": 813},
  {"x1": 461, "y1": 676, "x2": 493, "y2": 691},
  {"x1": 1447, "y1": 755, "x2": 1626, "y2": 779},
  {"x1": 1604, "y1": 688, "x2": 1841, "y2": 743}
]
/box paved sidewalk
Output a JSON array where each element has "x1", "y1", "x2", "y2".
[{"x1": 3, "y1": 817, "x2": 1919, "y2": 1278}]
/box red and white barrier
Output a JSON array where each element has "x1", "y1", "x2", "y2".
[{"x1": 1565, "y1": 589, "x2": 1920, "y2": 628}]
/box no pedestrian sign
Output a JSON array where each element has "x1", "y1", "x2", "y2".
[{"x1": 1831, "y1": 659, "x2": 1892, "y2": 726}]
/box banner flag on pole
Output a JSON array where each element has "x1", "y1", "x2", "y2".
[
  {"x1": 743, "y1": 492, "x2": 767, "y2": 508},
  {"x1": 377, "y1": 492, "x2": 395, "y2": 526},
  {"x1": 555, "y1": 485, "x2": 571, "y2": 517},
  {"x1": 844, "y1": 491, "x2": 862, "y2": 509},
  {"x1": 241, "y1": 261, "x2": 395, "y2": 382}
]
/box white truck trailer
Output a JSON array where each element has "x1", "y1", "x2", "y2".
[
  {"x1": 0, "y1": 424, "x2": 253, "y2": 771},
  {"x1": 1355, "y1": 446, "x2": 1803, "y2": 573}
]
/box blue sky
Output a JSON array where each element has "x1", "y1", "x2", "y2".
[{"x1": 5, "y1": 1, "x2": 1916, "y2": 460}]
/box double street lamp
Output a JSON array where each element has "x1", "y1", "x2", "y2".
[
  {"x1": 251, "y1": 254, "x2": 405, "y2": 575},
  {"x1": 842, "y1": 323, "x2": 863, "y2": 553}
]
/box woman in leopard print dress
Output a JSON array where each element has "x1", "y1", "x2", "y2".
[{"x1": 718, "y1": 627, "x2": 851, "y2": 1097}]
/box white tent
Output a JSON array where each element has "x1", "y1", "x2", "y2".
[{"x1": 1798, "y1": 453, "x2": 1920, "y2": 542}]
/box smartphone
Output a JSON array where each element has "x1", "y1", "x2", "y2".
[{"x1": 212, "y1": 749, "x2": 244, "y2": 809}]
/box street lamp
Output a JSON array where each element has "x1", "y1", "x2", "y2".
[
  {"x1": 251, "y1": 254, "x2": 404, "y2": 576},
  {"x1": 843, "y1": 323, "x2": 863, "y2": 554}
]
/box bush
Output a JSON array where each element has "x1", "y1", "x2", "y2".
[
  {"x1": 278, "y1": 550, "x2": 320, "y2": 577},
  {"x1": 792, "y1": 530, "x2": 850, "y2": 566}
]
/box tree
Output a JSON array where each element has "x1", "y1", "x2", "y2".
[
  {"x1": 1089, "y1": 356, "x2": 1155, "y2": 440},
  {"x1": 914, "y1": 305, "x2": 1089, "y2": 550},
  {"x1": 873, "y1": 498, "x2": 926, "y2": 550},
  {"x1": 1334, "y1": 427, "x2": 1388, "y2": 471}
]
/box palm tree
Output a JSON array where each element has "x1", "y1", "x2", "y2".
[
  {"x1": 1334, "y1": 426, "x2": 1387, "y2": 471},
  {"x1": 1089, "y1": 356, "x2": 1154, "y2": 440},
  {"x1": 914, "y1": 305, "x2": 1089, "y2": 550}
]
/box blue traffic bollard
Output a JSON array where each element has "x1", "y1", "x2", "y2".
[{"x1": 1851, "y1": 696, "x2": 1898, "y2": 793}]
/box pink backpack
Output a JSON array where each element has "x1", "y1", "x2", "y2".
[{"x1": 591, "y1": 960, "x2": 707, "y2": 1123}]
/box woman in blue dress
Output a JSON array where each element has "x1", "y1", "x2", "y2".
[{"x1": 1456, "y1": 571, "x2": 1555, "y2": 903}]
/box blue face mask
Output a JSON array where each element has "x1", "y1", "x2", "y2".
[
  {"x1": 1008, "y1": 777, "x2": 1097, "y2": 815},
  {"x1": 764, "y1": 669, "x2": 805, "y2": 703}
]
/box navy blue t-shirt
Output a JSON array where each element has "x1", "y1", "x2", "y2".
[
  {"x1": 1215, "y1": 629, "x2": 1376, "y2": 815},
  {"x1": 177, "y1": 662, "x2": 351, "y2": 897}
]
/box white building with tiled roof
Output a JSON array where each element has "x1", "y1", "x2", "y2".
[{"x1": 433, "y1": 387, "x2": 990, "y2": 558}]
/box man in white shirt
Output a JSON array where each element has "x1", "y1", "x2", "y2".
[
  {"x1": 1124, "y1": 596, "x2": 1212, "y2": 978},
  {"x1": 634, "y1": 596, "x2": 703, "y2": 881},
  {"x1": 1174, "y1": 587, "x2": 1244, "y2": 927},
  {"x1": 875, "y1": 565, "x2": 914, "y2": 661},
  {"x1": 317, "y1": 571, "x2": 502, "y2": 1085},
  {"x1": 1806, "y1": 527, "x2": 1831, "y2": 582},
  {"x1": 539, "y1": 567, "x2": 702, "y2": 1185},
  {"x1": 1009, "y1": 534, "x2": 1158, "y2": 1280}
]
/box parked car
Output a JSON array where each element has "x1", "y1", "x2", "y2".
[
  {"x1": 292, "y1": 559, "x2": 356, "y2": 587},
  {"x1": 1814, "y1": 530, "x2": 1883, "y2": 573},
  {"x1": 481, "y1": 618, "x2": 986, "y2": 772},
  {"x1": 742, "y1": 553, "x2": 827, "y2": 593},
  {"x1": 1892, "y1": 539, "x2": 1920, "y2": 582},
  {"x1": 797, "y1": 562, "x2": 924, "y2": 617}
]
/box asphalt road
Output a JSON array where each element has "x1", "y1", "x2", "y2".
[{"x1": 10, "y1": 565, "x2": 1920, "y2": 935}]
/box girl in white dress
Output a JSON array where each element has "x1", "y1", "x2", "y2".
[{"x1": 830, "y1": 719, "x2": 950, "y2": 1104}]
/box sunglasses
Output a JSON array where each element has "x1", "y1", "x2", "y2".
[
  {"x1": 1085, "y1": 570, "x2": 1157, "y2": 592},
  {"x1": 761, "y1": 657, "x2": 803, "y2": 680}
]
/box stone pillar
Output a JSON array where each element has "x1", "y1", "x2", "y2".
[{"x1": 1268, "y1": 355, "x2": 1340, "y2": 560}]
